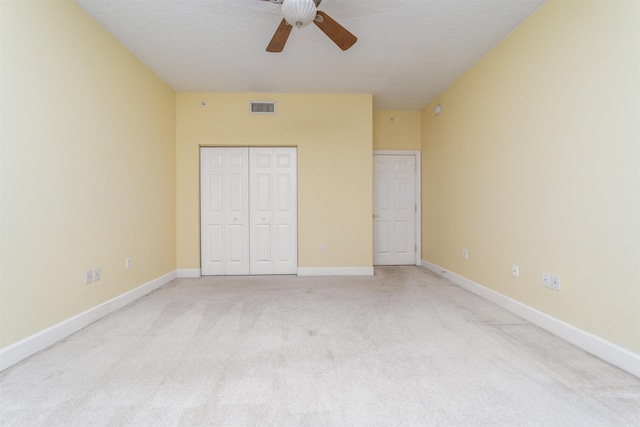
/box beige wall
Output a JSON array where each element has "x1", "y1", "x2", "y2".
[
  {"x1": 421, "y1": 0, "x2": 639, "y2": 353},
  {"x1": 176, "y1": 93, "x2": 373, "y2": 269},
  {"x1": 373, "y1": 110, "x2": 421, "y2": 150},
  {"x1": 0, "y1": 1, "x2": 177, "y2": 347},
  {"x1": 4, "y1": 0, "x2": 635, "y2": 362}
]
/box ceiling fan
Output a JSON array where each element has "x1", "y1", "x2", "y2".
[{"x1": 261, "y1": 0, "x2": 357, "y2": 52}]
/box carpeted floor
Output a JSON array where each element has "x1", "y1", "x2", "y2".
[{"x1": 1, "y1": 266, "x2": 639, "y2": 426}]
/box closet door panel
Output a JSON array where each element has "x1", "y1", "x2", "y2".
[
  {"x1": 272, "y1": 148, "x2": 297, "y2": 274},
  {"x1": 250, "y1": 149, "x2": 274, "y2": 274},
  {"x1": 256, "y1": 224, "x2": 272, "y2": 262},
  {"x1": 201, "y1": 147, "x2": 249, "y2": 275},
  {"x1": 201, "y1": 149, "x2": 226, "y2": 275},
  {"x1": 207, "y1": 225, "x2": 223, "y2": 263},
  {"x1": 256, "y1": 174, "x2": 271, "y2": 212},
  {"x1": 223, "y1": 149, "x2": 250, "y2": 275},
  {"x1": 276, "y1": 224, "x2": 292, "y2": 262},
  {"x1": 250, "y1": 147, "x2": 297, "y2": 275}
]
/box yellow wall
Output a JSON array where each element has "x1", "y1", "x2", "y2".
[
  {"x1": 0, "y1": 1, "x2": 177, "y2": 347},
  {"x1": 5, "y1": 0, "x2": 635, "y2": 362},
  {"x1": 421, "y1": 0, "x2": 639, "y2": 353},
  {"x1": 373, "y1": 110, "x2": 421, "y2": 150},
  {"x1": 176, "y1": 93, "x2": 373, "y2": 269}
]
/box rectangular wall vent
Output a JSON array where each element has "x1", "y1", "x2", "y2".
[{"x1": 250, "y1": 101, "x2": 276, "y2": 114}]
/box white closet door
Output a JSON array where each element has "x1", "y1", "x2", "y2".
[
  {"x1": 250, "y1": 147, "x2": 297, "y2": 275},
  {"x1": 201, "y1": 147, "x2": 250, "y2": 275},
  {"x1": 373, "y1": 155, "x2": 416, "y2": 265}
]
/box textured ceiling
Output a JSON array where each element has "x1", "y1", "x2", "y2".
[{"x1": 75, "y1": 0, "x2": 546, "y2": 110}]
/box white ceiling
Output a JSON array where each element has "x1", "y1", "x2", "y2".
[{"x1": 75, "y1": 0, "x2": 546, "y2": 110}]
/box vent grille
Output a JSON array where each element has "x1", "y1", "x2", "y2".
[{"x1": 250, "y1": 101, "x2": 276, "y2": 114}]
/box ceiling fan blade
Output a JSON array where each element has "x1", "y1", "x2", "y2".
[
  {"x1": 313, "y1": 11, "x2": 357, "y2": 51},
  {"x1": 267, "y1": 19, "x2": 293, "y2": 52}
]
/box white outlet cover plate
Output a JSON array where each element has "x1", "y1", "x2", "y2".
[{"x1": 542, "y1": 273, "x2": 551, "y2": 287}]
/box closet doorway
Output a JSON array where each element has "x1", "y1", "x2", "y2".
[{"x1": 200, "y1": 147, "x2": 297, "y2": 275}]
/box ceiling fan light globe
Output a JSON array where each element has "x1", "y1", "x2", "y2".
[{"x1": 281, "y1": 0, "x2": 317, "y2": 28}]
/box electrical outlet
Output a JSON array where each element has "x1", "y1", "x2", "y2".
[
  {"x1": 462, "y1": 248, "x2": 468, "y2": 260},
  {"x1": 125, "y1": 258, "x2": 132, "y2": 270},
  {"x1": 512, "y1": 265, "x2": 519, "y2": 277},
  {"x1": 542, "y1": 273, "x2": 551, "y2": 287},
  {"x1": 85, "y1": 270, "x2": 94, "y2": 284},
  {"x1": 318, "y1": 242, "x2": 324, "y2": 251},
  {"x1": 551, "y1": 275, "x2": 561, "y2": 291},
  {"x1": 93, "y1": 267, "x2": 101, "y2": 281}
]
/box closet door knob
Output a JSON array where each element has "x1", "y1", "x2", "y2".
[
  {"x1": 261, "y1": 217, "x2": 266, "y2": 221},
  {"x1": 233, "y1": 217, "x2": 238, "y2": 221}
]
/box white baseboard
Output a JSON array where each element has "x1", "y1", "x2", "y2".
[
  {"x1": 0, "y1": 270, "x2": 177, "y2": 372},
  {"x1": 177, "y1": 269, "x2": 201, "y2": 278},
  {"x1": 297, "y1": 267, "x2": 374, "y2": 277},
  {"x1": 421, "y1": 260, "x2": 640, "y2": 378}
]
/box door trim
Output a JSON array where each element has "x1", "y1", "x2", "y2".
[{"x1": 373, "y1": 150, "x2": 421, "y2": 266}]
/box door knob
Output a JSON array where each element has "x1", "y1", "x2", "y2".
[
  {"x1": 262, "y1": 217, "x2": 266, "y2": 221},
  {"x1": 233, "y1": 217, "x2": 238, "y2": 221},
  {"x1": 373, "y1": 214, "x2": 379, "y2": 218}
]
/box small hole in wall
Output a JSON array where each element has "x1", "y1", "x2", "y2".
[
  {"x1": 389, "y1": 117, "x2": 395, "y2": 123},
  {"x1": 201, "y1": 101, "x2": 207, "y2": 107}
]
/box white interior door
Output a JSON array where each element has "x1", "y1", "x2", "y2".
[
  {"x1": 373, "y1": 155, "x2": 416, "y2": 265},
  {"x1": 201, "y1": 147, "x2": 297, "y2": 276},
  {"x1": 201, "y1": 147, "x2": 250, "y2": 275},
  {"x1": 250, "y1": 147, "x2": 297, "y2": 275}
]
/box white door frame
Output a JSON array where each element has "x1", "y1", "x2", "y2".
[{"x1": 373, "y1": 150, "x2": 421, "y2": 265}]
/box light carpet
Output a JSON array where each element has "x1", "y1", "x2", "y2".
[{"x1": 1, "y1": 266, "x2": 639, "y2": 426}]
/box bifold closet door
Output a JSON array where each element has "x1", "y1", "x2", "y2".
[
  {"x1": 200, "y1": 147, "x2": 250, "y2": 275},
  {"x1": 201, "y1": 147, "x2": 297, "y2": 275},
  {"x1": 250, "y1": 148, "x2": 297, "y2": 275}
]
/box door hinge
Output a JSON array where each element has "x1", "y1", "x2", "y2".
[{"x1": 415, "y1": 204, "x2": 417, "y2": 212}]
